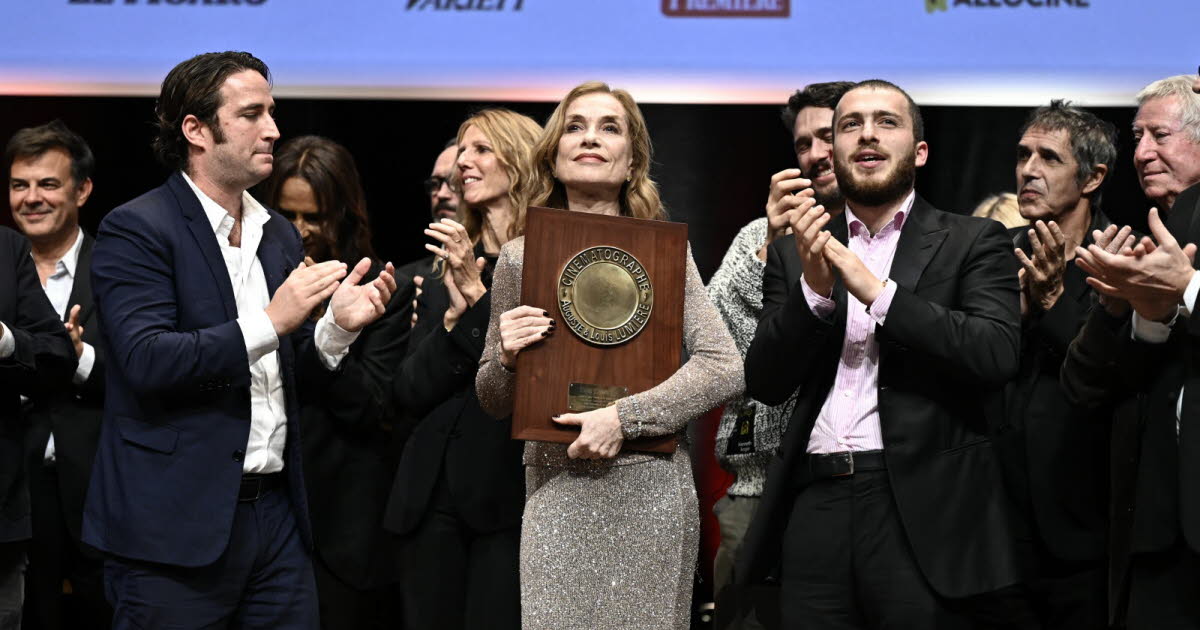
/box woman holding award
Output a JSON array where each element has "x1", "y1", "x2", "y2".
[
  {"x1": 385, "y1": 108, "x2": 541, "y2": 630},
  {"x1": 476, "y1": 82, "x2": 743, "y2": 629}
]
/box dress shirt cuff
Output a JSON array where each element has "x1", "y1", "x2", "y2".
[
  {"x1": 1182, "y1": 269, "x2": 1200, "y2": 317},
  {"x1": 801, "y1": 276, "x2": 835, "y2": 319},
  {"x1": 314, "y1": 307, "x2": 360, "y2": 370},
  {"x1": 1131, "y1": 309, "x2": 1176, "y2": 344},
  {"x1": 0, "y1": 323, "x2": 13, "y2": 359},
  {"x1": 239, "y1": 309, "x2": 280, "y2": 365},
  {"x1": 72, "y1": 342, "x2": 95, "y2": 385},
  {"x1": 868, "y1": 280, "x2": 898, "y2": 325}
]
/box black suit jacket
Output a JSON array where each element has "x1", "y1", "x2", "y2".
[
  {"x1": 1062, "y1": 182, "x2": 1200, "y2": 619},
  {"x1": 0, "y1": 227, "x2": 75, "y2": 543},
  {"x1": 993, "y1": 213, "x2": 1112, "y2": 566},
  {"x1": 737, "y1": 196, "x2": 1023, "y2": 599},
  {"x1": 383, "y1": 256, "x2": 525, "y2": 536},
  {"x1": 23, "y1": 232, "x2": 105, "y2": 550},
  {"x1": 301, "y1": 267, "x2": 415, "y2": 590}
]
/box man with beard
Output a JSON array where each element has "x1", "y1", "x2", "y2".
[
  {"x1": 707, "y1": 80, "x2": 851, "y2": 630},
  {"x1": 992, "y1": 101, "x2": 1117, "y2": 629},
  {"x1": 396, "y1": 140, "x2": 461, "y2": 286},
  {"x1": 738, "y1": 79, "x2": 1023, "y2": 628},
  {"x1": 1061, "y1": 71, "x2": 1200, "y2": 629}
]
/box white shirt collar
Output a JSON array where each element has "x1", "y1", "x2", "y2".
[{"x1": 180, "y1": 171, "x2": 271, "y2": 237}]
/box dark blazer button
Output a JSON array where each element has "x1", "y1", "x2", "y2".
[
  {"x1": 471, "y1": 328, "x2": 481, "y2": 338},
  {"x1": 232, "y1": 450, "x2": 245, "y2": 462}
]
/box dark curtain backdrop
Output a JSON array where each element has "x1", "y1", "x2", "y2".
[{"x1": 0, "y1": 96, "x2": 1147, "y2": 282}]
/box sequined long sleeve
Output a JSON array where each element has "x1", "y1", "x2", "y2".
[
  {"x1": 616, "y1": 246, "x2": 744, "y2": 439},
  {"x1": 476, "y1": 238, "x2": 522, "y2": 420}
]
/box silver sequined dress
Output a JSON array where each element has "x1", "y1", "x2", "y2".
[{"x1": 477, "y1": 236, "x2": 744, "y2": 630}]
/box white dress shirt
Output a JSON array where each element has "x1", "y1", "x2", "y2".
[{"x1": 182, "y1": 173, "x2": 358, "y2": 474}]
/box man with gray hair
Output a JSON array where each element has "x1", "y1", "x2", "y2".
[
  {"x1": 993, "y1": 100, "x2": 1117, "y2": 629},
  {"x1": 1132, "y1": 74, "x2": 1200, "y2": 212},
  {"x1": 1062, "y1": 71, "x2": 1200, "y2": 628}
]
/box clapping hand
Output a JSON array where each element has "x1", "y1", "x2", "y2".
[
  {"x1": 330, "y1": 257, "x2": 397, "y2": 332},
  {"x1": 1014, "y1": 220, "x2": 1068, "y2": 316},
  {"x1": 823, "y1": 237, "x2": 885, "y2": 306},
  {"x1": 411, "y1": 275, "x2": 423, "y2": 328},
  {"x1": 443, "y1": 256, "x2": 487, "y2": 331},
  {"x1": 760, "y1": 169, "x2": 811, "y2": 260},
  {"x1": 266, "y1": 260, "x2": 348, "y2": 336},
  {"x1": 425, "y1": 219, "x2": 486, "y2": 306},
  {"x1": 790, "y1": 200, "x2": 835, "y2": 298},
  {"x1": 65, "y1": 304, "x2": 85, "y2": 357},
  {"x1": 1076, "y1": 208, "x2": 1196, "y2": 322}
]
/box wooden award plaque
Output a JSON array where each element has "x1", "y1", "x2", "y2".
[{"x1": 512, "y1": 207, "x2": 687, "y2": 453}]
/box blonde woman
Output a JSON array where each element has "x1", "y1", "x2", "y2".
[
  {"x1": 476, "y1": 82, "x2": 743, "y2": 629},
  {"x1": 386, "y1": 109, "x2": 541, "y2": 630}
]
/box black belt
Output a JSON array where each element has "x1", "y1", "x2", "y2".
[
  {"x1": 238, "y1": 473, "x2": 284, "y2": 503},
  {"x1": 807, "y1": 449, "x2": 886, "y2": 480}
]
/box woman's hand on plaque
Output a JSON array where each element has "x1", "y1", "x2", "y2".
[
  {"x1": 554, "y1": 405, "x2": 623, "y2": 459},
  {"x1": 498, "y1": 305, "x2": 555, "y2": 369}
]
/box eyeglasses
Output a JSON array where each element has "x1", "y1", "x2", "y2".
[{"x1": 424, "y1": 175, "x2": 455, "y2": 195}]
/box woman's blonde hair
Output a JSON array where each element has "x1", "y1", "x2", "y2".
[
  {"x1": 524, "y1": 81, "x2": 666, "y2": 221},
  {"x1": 453, "y1": 108, "x2": 543, "y2": 243},
  {"x1": 971, "y1": 192, "x2": 1028, "y2": 230}
]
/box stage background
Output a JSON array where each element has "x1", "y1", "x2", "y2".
[
  {"x1": 0, "y1": 96, "x2": 1149, "y2": 280},
  {"x1": 0, "y1": 0, "x2": 1182, "y2": 619}
]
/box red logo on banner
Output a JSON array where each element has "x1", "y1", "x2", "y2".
[{"x1": 662, "y1": 0, "x2": 790, "y2": 17}]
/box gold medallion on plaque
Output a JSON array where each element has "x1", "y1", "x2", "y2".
[{"x1": 558, "y1": 246, "x2": 654, "y2": 347}]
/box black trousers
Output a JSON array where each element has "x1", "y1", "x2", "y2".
[
  {"x1": 1124, "y1": 544, "x2": 1200, "y2": 630},
  {"x1": 780, "y1": 470, "x2": 968, "y2": 629},
  {"x1": 1020, "y1": 550, "x2": 1106, "y2": 630},
  {"x1": 398, "y1": 475, "x2": 520, "y2": 630},
  {"x1": 23, "y1": 463, "x2": 110, "y2": 630},
  {"x1": 311, "y1": 555, "x2": 399, "y2": 630}
]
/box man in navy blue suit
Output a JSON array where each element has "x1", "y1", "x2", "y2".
[{"x1": 84, "y1": 51, "x2": 396, "y2": 629}]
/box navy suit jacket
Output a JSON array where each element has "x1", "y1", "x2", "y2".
[{"x1": 83, "y1": 172, "x2": 325, "y2": 568}]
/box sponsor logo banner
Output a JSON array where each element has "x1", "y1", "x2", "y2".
[
  {"x1": 927, "y1": 0, "x2": 1089, "y2": 11},
  {"x1": 663, "y1": 0, "x2": 789, "y2": 18}
]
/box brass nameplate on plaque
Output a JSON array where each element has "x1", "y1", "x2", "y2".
[
  {"x1": 558, "y1": 246, "x2": 654, "y2": 347},
  {"x1": 567, "y1": 383, "x2": 629, "y2": 413}
]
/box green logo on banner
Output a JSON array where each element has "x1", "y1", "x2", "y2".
[{"x1": 926, "y1": 0, "x2": 948, "y2": 11}]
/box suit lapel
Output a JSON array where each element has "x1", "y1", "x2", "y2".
[
  {"x1": 66, "y1": 233, "x2": 95, "y2": 324},
  {"x1": 256, "y1": 217, "x2": 291, "y2": 298},
  {"x1": 889, "y1": 197, "x2": 948, "y2": 292},
  {"x1": 170, "y1": 173, "x2": 238, "y2": 321}
]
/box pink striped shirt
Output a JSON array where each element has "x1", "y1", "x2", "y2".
[{"x1": 800, "y1": 191, "x2": 914, "y2": 454}]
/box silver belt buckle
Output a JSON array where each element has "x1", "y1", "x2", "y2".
[{"x1": 832, "y1": 451, "x2": 854, "y2": 477}]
